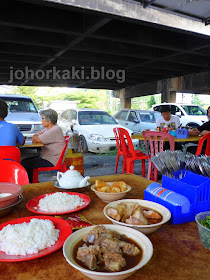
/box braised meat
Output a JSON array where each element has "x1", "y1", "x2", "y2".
[
  {"x1": 76, "y1": 225, "x2": 141, "y2": 272},
  {"x1": 103, "y1": 252, "x2": 126, "y2": 272},
  {"x1": 107, "y1": 203, "x2": 162, "y2": 225},
  {"x1": 122, "y1": 243, "x2": 140, "y2": 256},
  {"x1": 77, "y1": 244, "x2": 100, "y2": 270}
]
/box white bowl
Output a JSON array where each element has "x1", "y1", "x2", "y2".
[
  {"x1": 63, "y1": 224, "x2": 153, "y2": 280},
  {"x1": 91, "y1": 183, "x2": 131, "y2": 203},
  {"x1": 103, "y1": 199, "x2": 171, "y2": 235}
]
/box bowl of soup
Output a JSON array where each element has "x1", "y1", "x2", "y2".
[
  {"x1": 63, "y1": 224, "x2": 153, "y2": 280},
  {"x1": 103, "y1": 199, "x2": 171, "y2": 235}
]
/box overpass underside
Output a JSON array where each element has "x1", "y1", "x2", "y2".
[{"x1": 1, "y1": 0, "x2": 210, "y2": 107}]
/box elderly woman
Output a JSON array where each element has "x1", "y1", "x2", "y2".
[{"x1": 21, "y1": 109, "x2": 65, "y2": 183}]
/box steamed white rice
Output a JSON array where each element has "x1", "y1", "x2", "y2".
[
  {"x1": 0, "y1": 218, "x2": 60, "y2": 256},
  {"x1": 38, "y1": 192, "x2": 85, "y2": 212}
]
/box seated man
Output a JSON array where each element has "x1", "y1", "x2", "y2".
[
  {"x1": 21, "y1": 109, "x2": 65, "y2": 183},
  {"x1": 0, "y1": 99, "x2": 25, "y2": 146},
  {"x1": 156, "y1": 105, "x2": 182, "y2": 150},
  {"x1": 156, "y1": 105, "x2": 180, "y2": 131},
  {"x1": 187, "y1": 106, "x2": 210, "y2": 154}
]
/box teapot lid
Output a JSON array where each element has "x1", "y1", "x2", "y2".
[{"x1": 68, "y1": 165, "x2": 82, "y2": 176}]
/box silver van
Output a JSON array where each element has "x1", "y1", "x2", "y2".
[{"x1": 0, "y1": 94, "x2": 43, "y2": 140}]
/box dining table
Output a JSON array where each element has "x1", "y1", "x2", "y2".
[
  {"x1": 0, "y1": 174, "x2": 209, "y2": 280},
  {"x1": 132, "y1": 133, "x2": 202, "y2": 142},
  {"x1": 18, "y1": 140, "x2": 44, "y2": 148}
]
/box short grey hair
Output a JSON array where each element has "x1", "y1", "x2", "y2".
[{"x1": 41, "y1": 109, "x2": 58, "y2": 124}]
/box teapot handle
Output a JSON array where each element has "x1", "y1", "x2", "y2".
[{"x1": 57, "y1": 172, "x2": 63, "y2": 181}]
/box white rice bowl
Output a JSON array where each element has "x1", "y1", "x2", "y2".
[
  {"x1": 0, "y1": 218, "x2": 59, "y2": 256},
  {"x1": 38, "y1": 192, "x2": 85, "y2": 212}
]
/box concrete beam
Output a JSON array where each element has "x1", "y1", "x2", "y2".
[
  {"x1": 113, "y1": 71, "x2": 210, "y2": 100},
  {"x1": 46, "y1": 0, "x2": 210, "y2": 36}
]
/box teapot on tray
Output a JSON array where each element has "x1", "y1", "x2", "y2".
[{"x1": 57, "y1": 165, "x2": 90, "y2": 189}]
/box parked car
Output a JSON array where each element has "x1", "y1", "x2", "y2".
[
  {"x1": 150, "y1": 103, "x2": 208, "y2": 128},
  {"x1": 113, "y1": 109, "x2": 161, "y2": 133},
  {"x1": 0, "y1": 94, "x2": 43, "y2": 140},
  {"x1": 58, "y1": 108, "x2": 139, "y2": 153}
]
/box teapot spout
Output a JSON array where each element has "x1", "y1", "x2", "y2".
[{"x1": 79, "y1": 176, "x2": 90, "y2": 188}]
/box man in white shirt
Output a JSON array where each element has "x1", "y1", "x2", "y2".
[{"x1": 156, "y1": 105, "x2": 180, "y2": 131}]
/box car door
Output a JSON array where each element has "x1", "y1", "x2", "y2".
[
  {"x1": 58, "y1": 109, "x2": 71, "y2": 134},
  {"x1": 125, "y1": 111, "x2": 140, "y2": 132},
  {"x1": 115, "y1": 110, "x2": 129, "y2": 127}
]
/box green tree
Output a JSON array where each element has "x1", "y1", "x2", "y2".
[
  {"x1": 11, "y1": 86, "x2": 38, "y2": 96},
  {"x1": 191, "y1": 94, "x2": 202, "y2": 105},
  {"x1": 57, "y1": 89, "x2": 107, "y2": 109},
  {"x1": 147, "y1": 96, "x2": 156, "y2": 108}
]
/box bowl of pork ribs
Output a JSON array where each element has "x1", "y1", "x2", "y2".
[
  {"x1": 63, "y1": 224, "x2": 153, "y2": 280},
  {"x1": 103, "y1": 199, "x2": 171, "y2": 235}
]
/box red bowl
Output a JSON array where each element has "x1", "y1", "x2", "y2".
[{"x1": 0, "y1": 183, "x2": 23, "y2": 208}]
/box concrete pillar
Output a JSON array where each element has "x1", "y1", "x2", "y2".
[
  {"x1": 119, "y1": 88, "x2": 131, "y2": 109},
  {"x1": 161, "y1": 80, "x2": 170, "y2": 102},
  {"x1": 170, "y1": 91, "x2": 176, "y2": 103}
]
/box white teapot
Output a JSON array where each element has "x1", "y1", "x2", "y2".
[{"x1": 57, "y1": 166, "x2": 90, "y2": 189}]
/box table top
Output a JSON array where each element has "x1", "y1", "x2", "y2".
[
  {"x1": 18, "y1": 140, "x2": 44, "y2": 148},
  {"x1": 1, "y1": 174, "x2": 209, "y2": 280},
  {"x1": 132, "y1": 133, "x2": 201, "y2": 142}
]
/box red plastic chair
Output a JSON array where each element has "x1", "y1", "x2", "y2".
[
  {"x1": 32, "y1": 136, "x2": 70, "y2": 183},
  {"x1": 0, "y1": 146, "x2": 21, "y2": 163},
  {"x1": 0, "y1": 160, "x2": 29, "y2": 185},
  {"x1": 143, "y1": 131, "x2": 175, "y2": 181},
  {"x1": 113, "y1": 128, "x2": 126, "y2": 173},
  {"x1": 116, "y1": 128, "x2": 149, "y2": 176},
  {"x1": 195, "y1": 133, "x2": 210, "y2": 156}
]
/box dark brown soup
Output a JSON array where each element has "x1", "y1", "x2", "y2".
[{"x1": 73, "y1": 235, "x2": 143, "y2": 273}]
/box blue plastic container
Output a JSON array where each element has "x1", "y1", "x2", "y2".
[
  {"x1": 169, "y1": 130, "x2": 177, "y2": 137},
  {"x1": 176, "y1": 128, "x2": 189, "y2": 139},
  {"x1": 144, "y1": 171, "x2": 210, "y2": 224}
]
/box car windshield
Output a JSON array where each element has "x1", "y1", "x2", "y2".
[
  {"x1": 138, "y1": 111, "x2": 160, "y2": 123},
  {"x1": 181, "y1": 105, "x2": 206, "y2": 116},
  {"x1": 78, "y1": 111, "x2": 117, "y2": 125},
  {"x1": 2, "y1": 97, "x2": 37, "y2": 113}
]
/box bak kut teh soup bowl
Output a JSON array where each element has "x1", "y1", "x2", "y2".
[
  {"x1": 63, "y1": 224, "x2": 153, "y2": 280},
  {"x1": 103, "y1": 199, "x2": 171, "y2": 235}
]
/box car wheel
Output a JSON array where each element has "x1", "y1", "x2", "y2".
[
  {"x1": 80, "y1": 135, "x2": 88, "y2": 153},
  {"x1": 187, "y1": 123, "x2": 200, "y2": 129}
]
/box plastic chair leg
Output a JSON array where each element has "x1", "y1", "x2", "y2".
[
  {"x1": 147, "y1": 161, "x2": 152, "y2": 180},
  {"x1": 126, "y1": 160, "x2": 132, "y2": 173},
  {"x1": 32, "y1": 169, "x2": 39, "y2": 183},
  {"x1": 142, "y1": 159, "x2": 145, "y2": 177},
  {"x1": 154, "y1": 167, "x2": 158, "y2": 182},
  {"x1": 61, "y1": 162, "x2": 67, "y2": 172},
  {"x1": 115, "y1": 153, "x2": 120, "y2": 173},
  {"x1": 122, "y1": 156, "x2": 126, "y2": 174}
]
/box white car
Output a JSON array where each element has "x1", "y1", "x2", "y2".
[
  {"x1": 58, "y1": 108, "x2": 139, "y2": 153},
  {"x1": 114, "y1": 109, "x2": 161, "y2": 133},
  {"x1": 150, "y1": 103, "x2": 208, "y2": 128},
  {"x1": 1, "y1": 94, "x2": 43, "y2": 139}
]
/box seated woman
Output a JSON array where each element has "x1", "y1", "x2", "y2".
[
  {"x1": 187, "y1": 106, "x2": 210, "y2": 154},
  {"x1": 21, "y1": 109, "x2": 65, "y2": 183}
]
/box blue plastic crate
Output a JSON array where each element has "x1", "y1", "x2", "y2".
[
  {"x1": 176, "y1": 128, "x2": 189, "y2": 139},
  {"x1": 144, "y1": 171, "x2": 210, "y2": 224}
]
